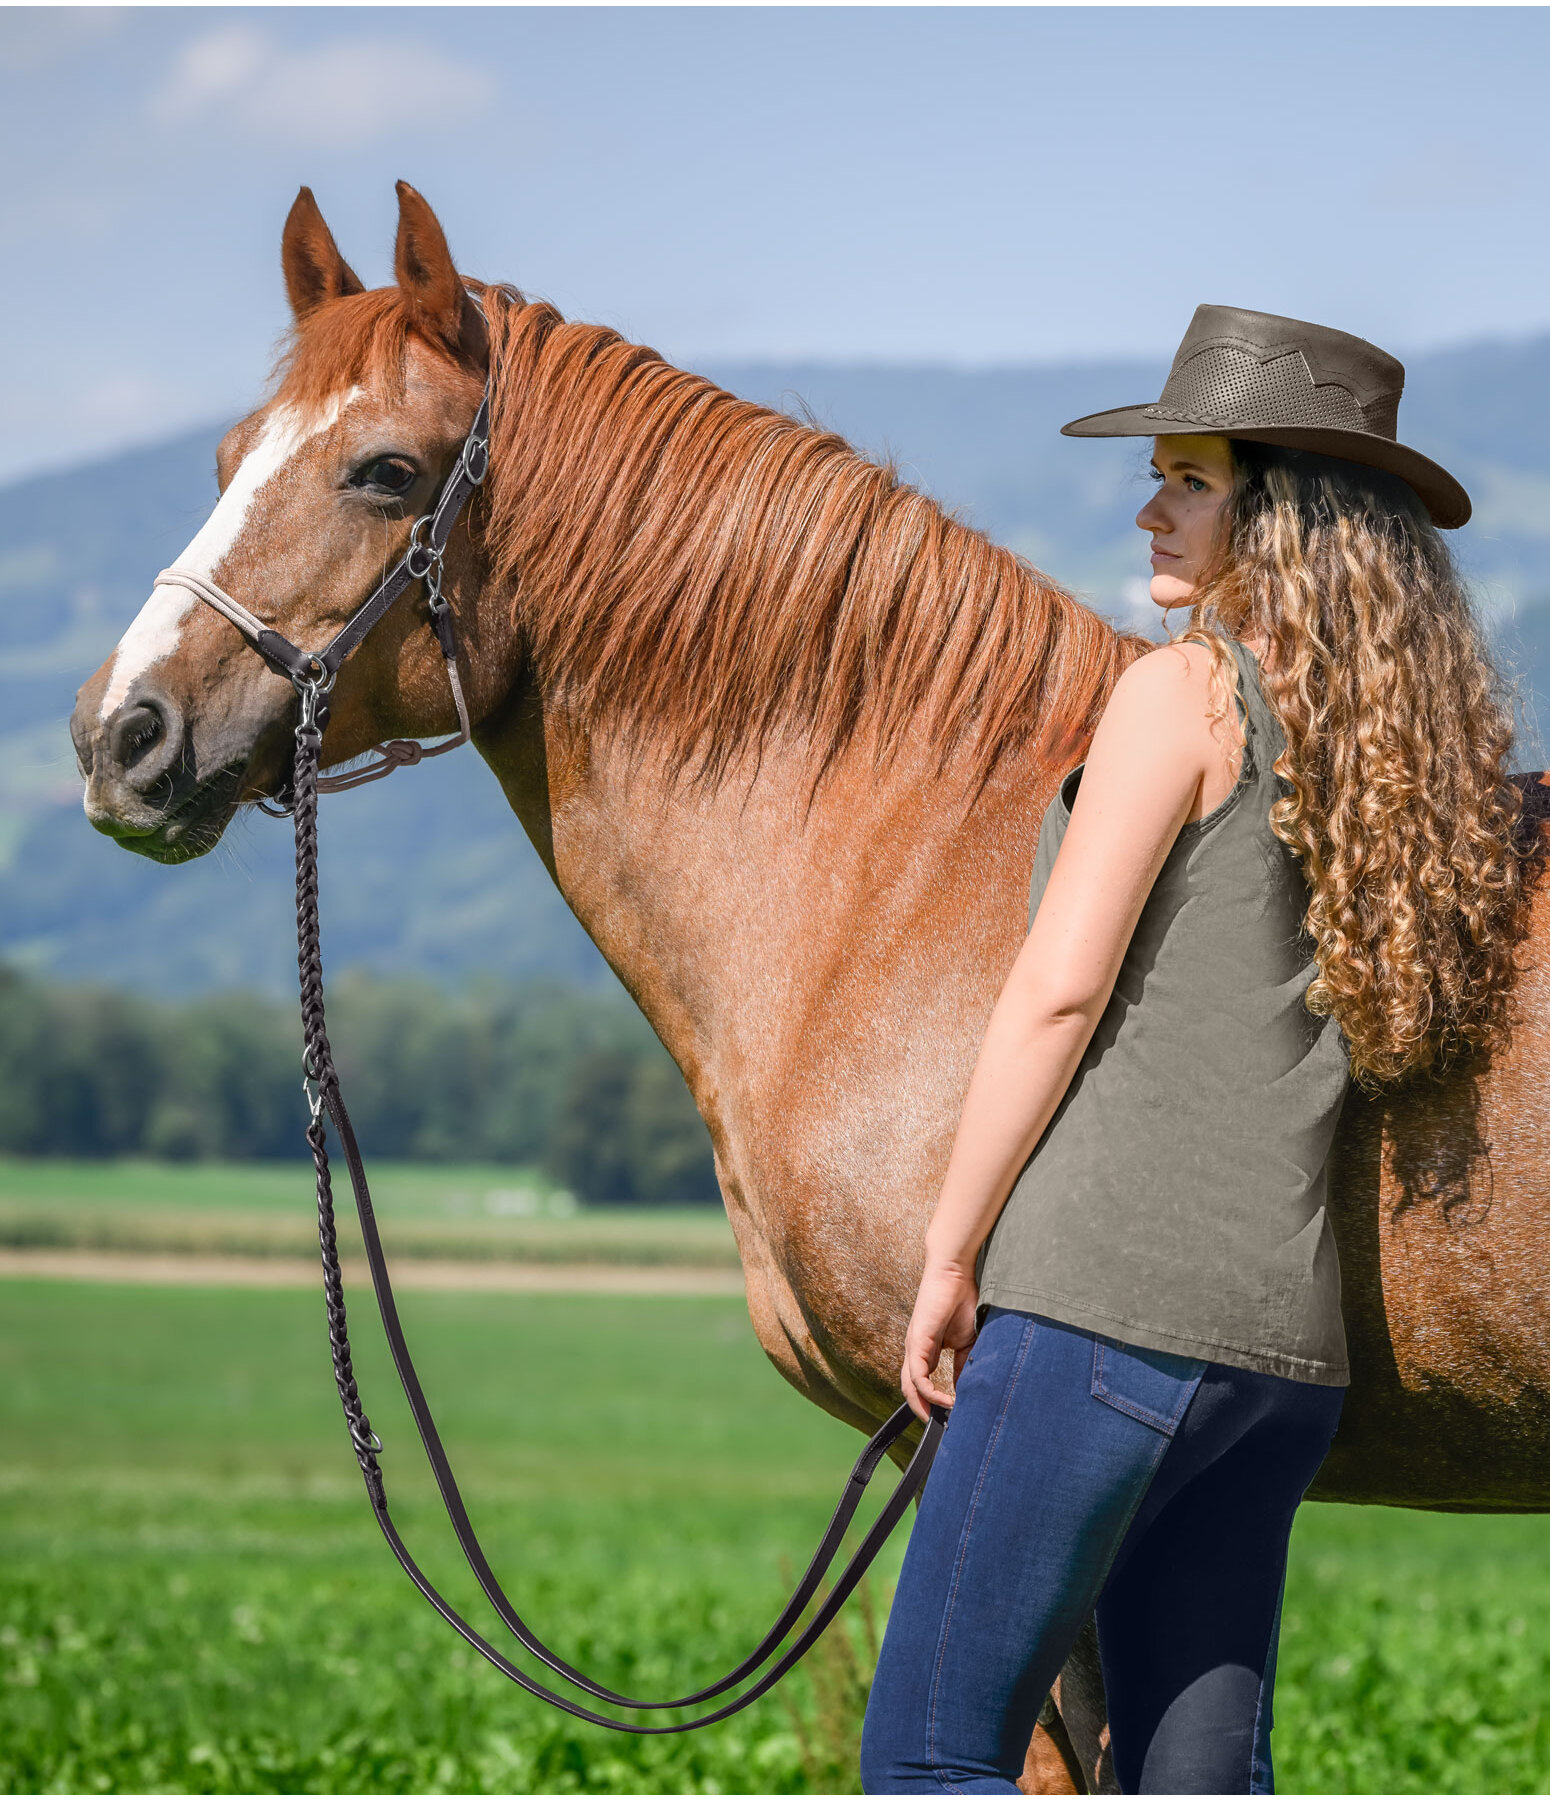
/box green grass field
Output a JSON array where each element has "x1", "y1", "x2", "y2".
[
  {"x1": 3, "y1": 1274, "x2": 1550, "y2": 1793},
  {"x1": 0, "y1": 1157, "x2": 740, "y2": 1265},
  {"x1": 0, "y1": 1157, "x2": 584, "y2": 1215}
]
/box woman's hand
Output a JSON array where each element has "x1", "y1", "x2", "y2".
[{"x1": 901, "y1": 1256, "x2": 981, "y2": 1423}]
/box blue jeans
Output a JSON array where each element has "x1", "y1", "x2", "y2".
[{"x1": 860, "y1": 1309, "x2": 1344, "y2": 1794}]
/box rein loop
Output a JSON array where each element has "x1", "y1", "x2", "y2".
[{"x1": 181, "y1": 369, "x2": 946, "y2": 1729}]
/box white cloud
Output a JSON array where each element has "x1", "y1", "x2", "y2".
[
  {"x1": 157, "y1": 22, "x2": 270, "y2": 119},
  {"x1": 151, "y1": 26, "x2": 496, "y2": 150},
  {"x1": 1119, "y1": 578, "x2": 1156, "y2": 631}
]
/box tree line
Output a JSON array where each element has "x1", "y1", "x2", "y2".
[{"x1": 0, "y1": 967, "x2": 720, "y2": 1205}]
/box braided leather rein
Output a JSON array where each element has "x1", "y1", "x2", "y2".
[{"x1": 191, "y1": 378, "x2": 947, "y2": 1730}]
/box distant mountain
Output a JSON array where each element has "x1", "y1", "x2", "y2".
[
  {"x1": 4, "y1": 347, "x2": 1547, "y2": 996},
  {"x1": 708, "y1": 344, "x2": 1550, "y2": 619}
]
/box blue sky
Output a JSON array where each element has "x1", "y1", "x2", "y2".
[{"x1": 3, "y1": 5, "x2": 1548, "y2": 481}]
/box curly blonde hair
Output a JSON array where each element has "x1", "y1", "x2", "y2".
[{"x1": 1172, "y1": 440, "x2": 1538, "y2": 1093}]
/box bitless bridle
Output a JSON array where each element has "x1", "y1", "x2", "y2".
[{"x1": 153, "y1": 379, "x2": 947, "y2": 1731}]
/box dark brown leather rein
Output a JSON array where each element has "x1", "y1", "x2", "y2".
[{"x1": 177, "y1": 378, "x2": 947, "y2": 1731}]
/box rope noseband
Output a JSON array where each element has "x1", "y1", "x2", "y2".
[{"x1": 177, "y1": 372, "x2": 946, "y2": 1730}]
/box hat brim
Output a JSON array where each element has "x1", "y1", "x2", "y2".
[{"x1": 1060, "y1": 404, "x2": 1471, "y2": 530}]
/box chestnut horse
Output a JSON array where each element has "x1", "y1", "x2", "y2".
[{"x1": 71, "y1": 184, "x2": 1550, "y2": 1792}]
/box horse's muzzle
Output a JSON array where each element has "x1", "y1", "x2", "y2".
[{"x1": 71, "y1": 684, "x2": 242, "y2": 860}]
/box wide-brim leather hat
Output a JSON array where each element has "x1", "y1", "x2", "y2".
[{"x1": 1061, "y1": 304, "x2": 1470, "y2": 529}]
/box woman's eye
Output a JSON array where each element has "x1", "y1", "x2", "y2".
[
  {"x1": 1185, "y1": 476, "x2": 1207, "y2": 493},
  {"x1": 1147, "y1": 467, "x2": 1164, "y2": 483},
  {"x1": 352, "y1": 457, "x2": 418, "y2": 495}
]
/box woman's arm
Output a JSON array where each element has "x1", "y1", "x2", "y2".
[{"x1": 901, "y1": 642, "x2": 1226, "y2": 1421}]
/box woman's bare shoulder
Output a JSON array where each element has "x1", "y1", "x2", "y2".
[
  {"x1": 1105, "y1": 640, "x2": 1224, "y2": 721},
  {"x1": 1126, "y1": 638, "x2": 1220, "y2": 682},
  {"x1": 1094, "y1": 642, "x2": 1240, "y2": 797}
]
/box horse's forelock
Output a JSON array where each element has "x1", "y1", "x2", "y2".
[{"x1": 271, "y1": 285, "x2": 418, "y2": 413}]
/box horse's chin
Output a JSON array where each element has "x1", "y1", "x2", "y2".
[{"x1": 94, "y1": 765, "x2": 247, "y2": 864}]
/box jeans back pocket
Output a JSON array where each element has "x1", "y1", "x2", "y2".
[{"x1": 1091, "y1": 1336, "x2": 1207, "y2": 1436}]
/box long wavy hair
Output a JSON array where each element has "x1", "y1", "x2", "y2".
[{"x1": 1173, "y1": 440, "x2": 1537, "y2": 1092}]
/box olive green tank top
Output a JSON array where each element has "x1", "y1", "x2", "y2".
[{"x1": 977, "y1": 634, "x2": 1352, "y2": 1385}]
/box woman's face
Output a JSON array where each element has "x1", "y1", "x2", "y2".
[{"x1": 1135, "y1": 434, "x2": 1236, "y2": 609}]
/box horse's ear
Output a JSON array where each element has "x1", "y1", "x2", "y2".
[
  {"x1": 281, "y1": 187, "x2": 365, "y2": 322},
  {"x1": 393, "y1": 180, "x2": 488, "y2": 373}
]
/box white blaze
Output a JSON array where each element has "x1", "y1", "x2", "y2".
[{"x1": 98, "y1": 389, "x2": 359, "y2": 719}]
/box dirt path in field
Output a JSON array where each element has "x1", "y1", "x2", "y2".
[{"x1": 0, "y1": 1248, "x2": 745, "y2": 1295}]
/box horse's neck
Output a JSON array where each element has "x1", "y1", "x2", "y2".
[
  {"x1": 472, "y1": 617, "x2": 1075, "y2": 1415},
  {"x1": 474, "y1": 682, "x2": 1050, "y2": 1156}
]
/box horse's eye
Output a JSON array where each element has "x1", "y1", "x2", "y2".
[{"x1": 352, "y1": 457, "x2": 418, "y2": 495}]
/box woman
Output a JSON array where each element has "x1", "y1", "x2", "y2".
[{"x1": 860, "y1": 306, "x2": 1531, "y2": 1795}]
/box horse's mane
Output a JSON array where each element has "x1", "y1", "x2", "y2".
[{"x1": 279, "y1": 281, "x2": 1147, "y2": 802}]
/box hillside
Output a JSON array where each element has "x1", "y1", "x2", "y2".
[{"x1": 3, "y1": 347, "x2": 1547, "y2": 995}]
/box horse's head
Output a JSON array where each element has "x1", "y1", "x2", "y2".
[{"x1": 71, "y1": 182, "x2": 490, "y2": 861}]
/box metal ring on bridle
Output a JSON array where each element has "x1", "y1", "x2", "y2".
[
  {"x1": 404, "y1": 516, "x2": 441, "y2": 583},
  {"x1": 461, "y1": 434, "x2": 489, "y2": 485}
]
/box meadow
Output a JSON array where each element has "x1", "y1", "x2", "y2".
[
  {"x1": 0, "y1": 1157, "x2": 739, "y2": 1265},
  {"x1": 3, "y1": 1267, "x2": 1550, "y2": 1793}
]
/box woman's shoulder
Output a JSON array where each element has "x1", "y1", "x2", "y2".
[
  {"x1": 1105, "y1": 639, "x2": 1244, "y2": 729},
  {"x1": 1098, "y1": 639, "x2": 1251, "y2": 802},
  {"x1": 1120, "y1": 635, "x2": 1239, "y2": 682}
]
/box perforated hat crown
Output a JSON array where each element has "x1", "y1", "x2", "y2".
[{"x1": 1061, "y1": 304, "x2": 1470, "y2": 528}]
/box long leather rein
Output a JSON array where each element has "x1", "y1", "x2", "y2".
[{"x1": 167, "y1": 376, "x2": 947, "y2": 1730}]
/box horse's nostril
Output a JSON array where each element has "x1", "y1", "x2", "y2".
[
  {"x1": 104, "y1": 695, "x2": 184, "y2": 790},
  {"x1": 110, "y1": 702, "x2": 165, "y2": 770}
]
